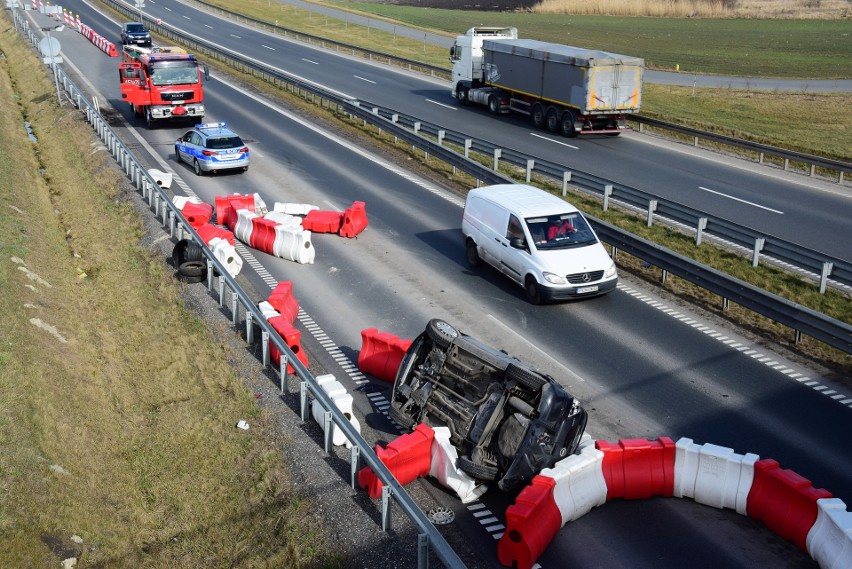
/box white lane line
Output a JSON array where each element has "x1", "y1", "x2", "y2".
[
  {"x1": 164, "y1": 6, "x2": 172, "y2": 11},
  {"x1": 302, "y1": 58, "x2": 319, "y2": 65},
  {"x1": 230, "y1": 33, "x2": 241, "y2": 39},
  {"x1": 182, "y1": 15, "x2": 190, "y2": 19},
  {"x1": 204, "y1": 24, "x2": 213, "y2": 29},
  {"x1": 530, "y1": 132, "x2": 579, "y2": 150},
  {"x1": 426, "y1": 99, "x2": 456, "y2": 110},
  {"x1": 698, "y1": 186, "x2": 784, "y2": 214},
  {"x1": 261, "y1": 45, "x2": 275, "y2": 50},
  {"x1": 353, "y1": 75, "x2": 376, "y2": 84}
]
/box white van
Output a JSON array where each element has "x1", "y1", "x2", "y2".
[{"x1": 462, "y1": 184, "x2": 617, "y2": 304}]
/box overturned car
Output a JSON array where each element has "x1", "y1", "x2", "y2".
[{"x1": 389, "y1": 319, "x2": 588, "y2": 492}]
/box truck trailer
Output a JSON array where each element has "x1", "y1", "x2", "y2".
[
  {"x1": 450, "y1": 27, "x2": 644, "y2": 137},
  {"x1": 119, "y1": 46, "x2": 206, "y2": 127}
]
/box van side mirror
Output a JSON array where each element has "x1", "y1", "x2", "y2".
[{"x1": 509, "y1": 237, "x2": 526, "y2": 250}]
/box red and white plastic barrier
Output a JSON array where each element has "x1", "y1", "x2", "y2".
[
  {"x1": 208, "y1": 237, "x2": 242, "y2": 277},
  {"x1": 77, "y1": 23, "x2": 117, "y2": 57},
  {"x1": 807, "y1": 498, "x2": 852, "y2": 569},
  {"x1": 429, "y1": 426, "x2": 487, "y2": 504},
  {"x1": 273, "y1": 202, "x2": 319, "y2": 216},
  {"x1": 259, "y1": 282, "x2": 308, "y2": 373},
  {"x1": 673, "y1": 437, "x2": 757, "y2": 514},
  {"x1": 272, "y1": 224, "x2": 315, "y2": 264},
  {"x1": 357, "y1": 328, "x2": 412, "y2": 382},
  {"x1": 310, "y1": 374, "x2": 362, "y2": 448},
  {"x1": 358, "y1": 423, "x2": 434, "y2": 499},
  {"x1": 302, "y1": 201, "x2": 369, "y2": 238},
  {"x1": 266, "y1": 281, "x2": 299, "y2": 323},
  {"x1": 340, "y1": 201, "x2": 368, "y2": 238},
  {"x1": 173, "y1": 196, "x2": 213, "y2": 229},
  {"x1": 215, "y1": 193, "x2": 267, "y2": 229}
]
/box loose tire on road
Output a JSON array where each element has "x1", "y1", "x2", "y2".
[
  {"x1": 176, "y1": 261, "x2": 206, "y2": 283},
  {"x1": 172, "y1": 239, "x2": 204, "y2": 268}
]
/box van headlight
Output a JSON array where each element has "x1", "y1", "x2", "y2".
[
  {"x1": 543, "y1": 272, "x2": 566, "y2": 285},
  {"x1": 604, "y1": 262, "x2": 617, "y2": 278}
]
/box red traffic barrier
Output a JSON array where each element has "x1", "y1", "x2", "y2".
[
  {"x1": 196, "y1": 223, "x2": 235, "y2": 246},
  {"x1": 596, "y1": 437, "x2": 675, "y2": 500},
  {"x1": 357, "y1": 328, "x2": 413, "y2": 382},
  {"x1": 215, "y1": 194, "x2": 256, "y2": 229},
  {"x1": 267, "y1": 281, "x2": 299, "y2": 324},
  {"x1": 108, "y1": 42, "x2": 118, "y2": 57},
  {"x1": 250, "y1": 217, "x2": 277, "y2": 254},
  {"x1": 358, "y1": 423, "x2": 434, "y2": 499},
  {"x1": 747, "y1": 459, "x2": 831, "y2": 552},
  {"x1": 303, "y1": 209, "x2": 343, "y2": 233},
  {"x1": 339, "y1": 201, "x2": 368, "y2": 238},
  {"x1": 268, "y1": 316, "x2": 309, "y2": 374},
  {"x1": 181, "y1": 201, "x2": 213, "y2": 229},
  {"x1": 498, "y1": 475, "x2": 562, "y2": 569}
]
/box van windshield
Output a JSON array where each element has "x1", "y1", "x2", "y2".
[{"x1": 526, "y1": 213, "x2": 596, "y2": 250}]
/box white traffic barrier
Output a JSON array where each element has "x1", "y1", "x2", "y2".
[
  {"x1": 172, "y1": 195, "x2": 201, "y2": 209},
  {"x1": 673, "y1": 437, "x2": 758, "y2": 514},
  {"x1": 265, "y1": 211, "x2": 302, "y2": 228},
  {"x1": 539, "y1": 434, "x2": 607, "y2": 524},
  {"x1": 273, "y1": 226, "x2": 315, "y2": 264},
  {"x1": 310, "y1": 374, "x2": 361, "y2": 448},
  {"x1": 233, "y1": 209, "x2": 258, "y2": 245},
  {"x1": 429, "y1": 426, "x2": 487, "y2": 504},
  {"x1": 209, "y1": 237, "x2": 242, "y2": 277},
  {"x1": 252, "y1": 193, "x2": 269, "y2": 215},
  {"x1": 807, "y1": 498, "x2": 852, "y2": 569},
  {"x1": 149, "y1": 169, "x2": 173, "y2": 189},
  {"x1": 273, "y1": 202, "x2": 319, "y2": 216},
  {"x1": 258, "y1": 301, "x2": 280, "y2": 320}
]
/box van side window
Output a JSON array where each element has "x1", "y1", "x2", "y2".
[{"x1": 506, "y1": 215, "x2": 524, "y2": 241}]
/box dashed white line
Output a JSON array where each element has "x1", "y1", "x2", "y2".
[
  {"x1": 230, "y1": 33, "x2": 241, "y2": 39},
  {"x1": 353, "y1": 75, "x2": 376, "y2": 84},
  {"x1": 261, "y1": 45, "x2": 275, "y2": 50},
  {"x1": 426, "y1": 98, "x2": 456, "y2": 110},
  {"x1": 204, "y1": 24, "x2": 213, "y2": 29},
  {"x1": 698, "y1": 186, "x2": 784, "y2": 214},
  {"x1": 530, "y1": 132, "x2": 579, "y2": 150},
  {"x1": 302, "y1": 58, "x2": 319, "y2": 65}
]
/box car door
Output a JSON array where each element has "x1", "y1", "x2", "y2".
[
  {"x1": 477, "y1": 204, "x2": 509, "y2": 268},
  {"x1": 498, "y1": 214, "x2": 531, "y2": 285}
]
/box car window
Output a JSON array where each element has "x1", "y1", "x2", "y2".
[
  {"x1": 180, "y1": 131, "x2": 193, "y2": 143},
  {"x1": 206, "y1": 136, "x2": 243, "y2": 150},
  {"x1": 528, "y1": 213, "x2": 596, "y2": 249},
  {"x1": 126, "y1": 24, "x2": 146, "y2": 33},
  {"x1": 506, "y1": 214, "x2": 524, "y2": 241}
]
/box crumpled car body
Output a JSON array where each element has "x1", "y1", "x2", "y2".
[{"x1": 389, "y1": 319, "x2": 587, "y2": 492}]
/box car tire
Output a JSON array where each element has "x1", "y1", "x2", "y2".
[
  {"x1": 389, "y1": 403, "x2": 417, "y2": 431},
  {"x1": 174, "y1": 145, "x2": 181, "y2": 164},
  {"x1": 172, "y1": 239, "x2": 203, "y2": 268},
  {"x1": 193, "y1": 159, "x2": 203, "y2": 176},
  {"x1": 426, "y1": 319, "x2": 458, "y2": 348},
  {"x1": 525, "y1": 276, "x2": 542, "y2": 305},
  {"x1": 465, "y1": 239, "x2": 481, "y2": 268},
  {"x1": 505, "y1": 362, "x2": 547, "y2": 391},
  {"x1": 457, "y1": 455, "x2": 499, "y2": 481}
]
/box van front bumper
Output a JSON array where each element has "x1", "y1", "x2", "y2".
[{"x1": 540, "y1": 277, "x2": 618, "y2": 301}]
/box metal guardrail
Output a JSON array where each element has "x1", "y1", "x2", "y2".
[
  {"x1": 186, "y1": 0, "x2": 850, "y2": 184},
  {"x1": 11, "y1": 9, "x2": 467, "y2": 569},
  {"x1": 97, "y1": 0, "x2": 852, "y2": 354}
]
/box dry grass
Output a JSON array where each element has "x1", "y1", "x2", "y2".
[
  {"x1": 533, "y1": 0, "x2": 852, "y2": 18},
  {"x1": 0, "y1": 18, "x2": 337, "y2": 568}
]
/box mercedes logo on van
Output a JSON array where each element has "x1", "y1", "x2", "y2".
[{"x1": 582, "y1": 273, "x2": 591, "y2": 282}]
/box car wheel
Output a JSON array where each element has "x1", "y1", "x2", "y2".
[
  {"x1": 457, "y1": 455, "x2": 499, "y2": 481},
  {"x1": 465, "y1": 239, "x2": 481, "y2": 268},
  {"x1": 193, "y1": 159, "x2": 203, "y2": 176},
  {"x1": 426, "y1": 319, "x2": 458, "y2": 348},
  {"x1": 242, "y1": 166, "x2": 249, "y2": 173},
  {"x1": 174, "y1": 145, "x2": 181, "y2": 164},
  {"x1": 531, "y1": 103, "x2": 546, "y2": 129},
  {"x1": 389, "y1": 403, "x2": 417, "y2": 430},
  {"x1": 525, "y1": 276, "x2": 542, "y2": 305},
  {"x1": 505, "y1": 362, "x2": 547, "y2": 391}
]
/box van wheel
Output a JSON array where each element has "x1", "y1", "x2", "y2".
[
  {"x1": 525, "y1": 276, "x2": 542, "y2": 305},
  {"x1": 466, "y1": 239, "x2": 481, "y2": 267},
  {"x1": 546, "y1": 107, "x2": 560, "y2": 132},
  {"x1": 531, "y1": 103, "x2": 546, "y2": 129},
  {"x1": 458, "y1": 455, "x2": 499, "y2": 481}
]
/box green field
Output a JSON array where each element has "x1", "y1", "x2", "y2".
[{"x1": 328, "y1": 1, "x2": 852, "y2": 79}]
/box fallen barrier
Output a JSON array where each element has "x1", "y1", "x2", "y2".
[
  {"x1": 208, "y1": 237, "x2": 242, "y2": 277},
  {"x1": 267, "y1": 315, "x2": 309, "y2": 373},
  {"x1": 233, "y1": 208, "x2": 257, "y2": 245},
  {"x1": 272, "y1": 224, "x2": 315, "y2": 264},
  {"x1": 303, "y1": 209, "x2": 343, "y2": 233},
  {"x1": 340, "y1": 201, "x2": 368, "y2": 238},
  {"x1": 196, "y1": 223, "x2": 235, "y2": 246},
  {"x1": 357, "y1": 328, "x2": 412, "y2": 382},
  {"x1": 215, "y1": 193, "x2": 266, "y2": 228},
  {"x1": 310, "y1": 374, "x2": 362, "y2": 448},
  {"x1": 498, "y1": 476, "x2": 562, "y2": 569},
  {"x1": 358, "y1": 423, "x2": 434, "y2": 499},
  {"x1": 273, "y1": 202, "x2": 318, "y2": 216},
  {"x1": 267, "y1": 281, "x2": 299, "y2": 323}
]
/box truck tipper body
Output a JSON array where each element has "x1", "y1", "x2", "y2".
[
  {"x1": 450, "y1": 27, "x2": 644, "y2": 136},
  {"x1": 119, "y1": 46, "x2": 205, "y2": 127}
]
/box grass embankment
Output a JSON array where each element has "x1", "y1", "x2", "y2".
[
  {"x1": 0, "y1": 20, "x2": 337, "y2": 567},
  {"x1": 197, "y1": 0, "x2": 852, "y2": 161}
]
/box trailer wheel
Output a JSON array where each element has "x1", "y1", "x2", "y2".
[
  {"x1": 546, "y1": 107, "x2": 560, "y2": 132},
  {"x1": 531, "y1": 103, "x2": 546, "y2": 129},
  {"x1": 560, "y1": 111, "x2": 578, "y2": 138},
  {"x1": 488, "y1": 95, "x2": 500, "y2": 115}
]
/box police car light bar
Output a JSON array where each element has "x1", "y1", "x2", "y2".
[{"x1": 196, "y1": 122, "x2": 227, "y2": 130}]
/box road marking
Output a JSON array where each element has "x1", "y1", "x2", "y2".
[
  {"x1": 426, "y1": 98, "x2": 456, "y2": 110},
  {"x1": 261, "y1": 45, "x2": 275, "y2": 50},
  {"x1": 182, "y1": 15, "x2": 190, "y2": 19},
  {"x1": 354, "y1": 75, "x2": 376, "y2": 84},
  {"x1": 530, "y1": 132, "x2": 579, "y2": 150},
  {"x1": 230, "y1": 33, "x2": 241, "y2": 39},
  {"x1": 301, "y1": 58, "x2": 319, "y2": 65},
  {"x1": 164, "y1": 6, "x2": 171, "y2": 11},
  {"x1": 204, "y1": 24, "x2": 213, "y2": 29},
  {"x1": 698, "y1": 186, "x2": 784, "y2": 214}
]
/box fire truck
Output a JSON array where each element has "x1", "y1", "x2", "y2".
[{"x1": 119, "y1": 46, "x2": 206, "y2": 127}]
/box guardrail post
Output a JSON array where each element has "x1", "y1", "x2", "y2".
[
  {"x1": 169, "y1": 210, "x2": 175, "y2": 237},
  {"x1": 647, "y1": 200, "x2": 658, "y2": 227},
  {"x1": 262, "y1": 330, "x2": 270, "y2": 368},
  {"x1": 231, "y1": 291, "x2": 239, "y2": 325},
  {"x1": 207, "y1": 259, "x2": 214, "y2": 290},
  {"x1": 819, "y1": 262, "x2": 833, "y2": 294},
  {"x1": 350, "y1": 445, "x2": 360, "y2": 489},
  {"x1": 418, "y1": 533, "x2": 429, "y2": 569},
  {"x1": 783, "y1": 158, "x2": 790, "y2": 171},
  {"x1": 562, "y1": 171, "x2": 572, "y2": 196},
  {"x1": 493, "y1": 148, "x2": 501, "y2": 170},
  {"x1": 300, "y1": 380, "x2": 309, "y2": 422},
  {"x1": 794, "y1": 330, "x2": 803, "y2": 344},
  {"x1": 752, "y1": 238, "x2": 765, "y2": 267},
  {"x1": 437, "y1": 130, "x2": 445, "y2": 146},
  {"x1": 661, "y1": 269, "x2": 668, "y2": 284},
  {"x1": 603, "y1": 184, "x2": 613, "y2": 211},
  {"x1": 696, "y1": 217, "x2": 708, "y2": 245},
  {"x1": 525, "y1": 159, "x2": 534, "y2": 183},
  {"x1": 177, "y1": 222, "x2": 184, "y2": 242},
  {"x1": 218, "y1": 278, "x2": 225, "y2": 306},
  {"x1": 809, "y1": 164, "x2": 816, "y2": 177},
  {"x1": 464, "y1": 139, "x2": 472, "y2": 158},
  {"x1": 246, "y1": 311, "x2": 254, "y2": 345},
  {"x1": 381, "y1": 486, "x2": 393, "y2": 531},
  {"x1": 323, "y1": 411, "x2": 333, "y2": 454}
]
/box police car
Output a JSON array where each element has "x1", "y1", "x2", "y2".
[{"x1": 175, "y1": 122, "x2": 250, "y2": 176}]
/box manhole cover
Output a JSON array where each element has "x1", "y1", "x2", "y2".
[{"x1": 427, "y1": 507, "x2": 455, "y2": 525}]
